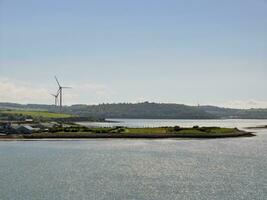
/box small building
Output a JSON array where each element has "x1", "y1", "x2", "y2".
[
  {"x1": 0, "y1": 123, "x2": 36, "y2": 134},
  {"x1": 36, "y1": 122, "x2": 57, "y2": 129},
  {"x1": 0, "y1": 124, "x2": 19, "y2": 134},
  {"x1": 8, "y1": 124, "x2": 20, "y2": 134},
  {"x1": 16, "y1": 125, "x2": 40, "y2": 134},
  {"x1": 0, "y1": 122, "x2": 41, "y2": 135},
  {"x1": 25, "y1": 119, "x2": 34, "y2": 123}
]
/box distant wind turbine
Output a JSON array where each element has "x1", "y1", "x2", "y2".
[
  {"x1": 54, "y1": 76, "x2": 71, "y2": 110},
  {"x1": 51, "y1": 91, "x2": 60, "y2": 106}
]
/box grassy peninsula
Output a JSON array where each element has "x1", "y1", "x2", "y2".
[{"x1": 3, "y1": 126, "x2": 254, "y2": 139}]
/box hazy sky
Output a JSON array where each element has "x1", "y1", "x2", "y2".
[{"x1": 0, "y1": 0, "x2": 267, "y2": 108}]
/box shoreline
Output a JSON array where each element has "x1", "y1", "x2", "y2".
[
  {"x1": 0, "y1": 126, "x2": 256, "y2": 141},
  {"x1": 0, "y1": 132, "x2": 255, "y2": 141}
]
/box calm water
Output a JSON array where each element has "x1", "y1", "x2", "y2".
[
  {"x1": 1, "y1": 120, "x2": 267, "y2": 200},
  {"x1": 79, "y1": 119, "x2": 267, "y2": 129}
]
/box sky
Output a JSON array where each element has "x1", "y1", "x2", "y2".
[{"x1": 0, "y1": 0, "x2": 267, "y2": 108}]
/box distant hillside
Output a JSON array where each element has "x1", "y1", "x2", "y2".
[
  {"x1": 68, "y1": 103, "x2": 215, "y2": 119},
  {"x1": 199, "y1": 105, "x2": 267, "y2": 119},
  {"x1": 1, "y1": 102, "x2": 267, "y2": 119}
]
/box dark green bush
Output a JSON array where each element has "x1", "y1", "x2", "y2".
[{"x1": 174, "y1": 126, "x2": 181, "y2": 131}]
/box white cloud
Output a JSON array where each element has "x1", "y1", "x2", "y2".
[
  {"x1": 68, "y1": 83, "x2": 115, "y2": 104},
  {"x1": 75, "y1": 83, "x2": 114, "y2": 97},
  {"x1": 0, "y1": 78, "x2": 52, "y2": 104}
]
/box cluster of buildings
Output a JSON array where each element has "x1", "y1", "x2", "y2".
[{"x1": 0, "y1": 121, "x2": 59, "y2": 135}]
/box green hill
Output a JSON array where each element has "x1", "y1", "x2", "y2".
[{"x1": 1, "y1": 102, "x2": 267, "y2": 119}]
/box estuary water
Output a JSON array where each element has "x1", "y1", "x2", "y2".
[
  {"x1": 79, "y1": 118, "x2": 267, "y2": 130},
  {"x1": 0, "y1": 119, "x2": 267, "y2": 200}
]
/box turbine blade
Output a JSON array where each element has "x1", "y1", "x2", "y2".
[
  {"x1": 54, "y1": 76, "x2": 61, "y2": 87},
  {"x1": 56, "y1": 89, "x2": 61, "y2": 96}
]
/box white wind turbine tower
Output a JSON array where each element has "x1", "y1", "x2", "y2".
[{"x1": 54, "y1": 76, "x2": 72, "y2": 110}]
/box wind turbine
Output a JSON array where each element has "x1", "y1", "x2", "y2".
[
  {"x1": 54, "y1": 76, "x2": 71, "y2": 110},
  {"x1": 51, "y1": 91, "x2": 59, "y2": 106}
]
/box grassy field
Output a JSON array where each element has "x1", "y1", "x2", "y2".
[
  {"x1": 1, "y1": 110, "x2": 72, "y2": 119},
  {"x1": 127, "y1": 128, "x2": 167, "y2": 134},
  {"x1": 127, "y1": 127, "x2": 236, "y2": 134},
  {"x1": 14, "y1": 126, "x2": 254, "y2": 139}
]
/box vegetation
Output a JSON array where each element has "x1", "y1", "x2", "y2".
[
  {"x1": 0, "y1": 109, "x2": 72, "y2": 121},
  {"x1": 1, "y1": 110, "x2": 72, "y2": 118},
  {"x1": 64, "y1": 102, "x2": 216, "y2": 119},
  {"x1": 1, "y1": 102, "x2": 267, "y2": 119},
  {"x1": 15, "y1": 126, "x2": 254, "y2": 139}
]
